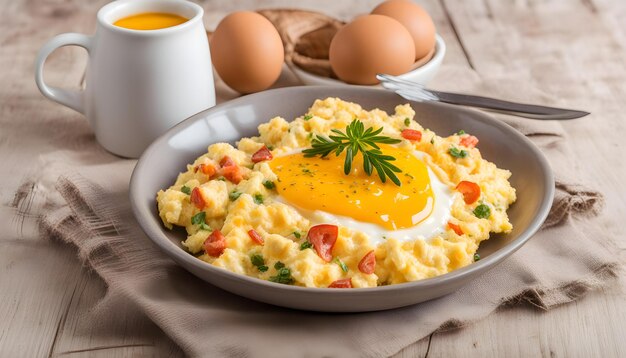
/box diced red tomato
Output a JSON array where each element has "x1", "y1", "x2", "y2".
[
  {"x1": 460, "y1": 135, "x2": 479, "y2": 148},
  {"x1": 247, "y1": 229, "x2": 264, "y2": 245},
  {"x1": 328, "y1": 278, "x2": 352, "y2": 288},
  {"x1": 401, "y1": 129, "x2": 422, "y2": 142},
  {"x1": 195, "y1": 163, "x2": 216, "y2": 178},
  {"x1": 218, "y1": 155, "x2": 243, "y2": 183},
  {"x1": 221, "y1": 165, "x2": 243, "y2": 184},
  {"x1": 448, "y1": 221, "x2": 464, "y2": 235},
  {"x1": 190, "y1": 187, "x2": 206, "y2": 210},
  {"x1": 307, "y1": 224, "x2": 338, "y2": 262},
  {"x1": 220, "y1": 156, "x2": 236, "y2": 168},
  {"x1": 358, "y1": 250, "x2": 376, "y2": 274},
  {"x1": 456, "y1": 181, "x2": 481, "y2": 204},
  {"x1": 251, "y1": 146, "x2": 273, "y2": 163},
  {"x1": 204, "y1": 230, "x2": 226, "y2": 257}
]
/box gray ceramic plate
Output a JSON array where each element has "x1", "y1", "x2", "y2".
[{"x1": 129, "y1": 86, "x2": 554, "y2": 312}]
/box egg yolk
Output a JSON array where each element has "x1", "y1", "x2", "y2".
[{"x1": 269, "y1": 146, "x2": 434, "y2": 230}]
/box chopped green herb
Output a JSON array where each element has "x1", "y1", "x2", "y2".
[
  {"x1": 430, "y1": 138, "x2": 435, "y2": 145},
  {"x1": 191, "y1": 212, "x2": 206, "y2": 226},
  {"x1": 404, "y1": 117, "x2": 411, "y2": 126},
  {"x1": 269, "y1": 267, "x2": 294, "y2": 284},
  {"x1": 449, "y1": 147, "x2": 469, "y2": 159},
  {"x1": 300, "y1": 241, "x2": 312, "y2": 250},
  {"x1": 473, "y1": 204, "x2": 491, "y2": 219},
  {"x1": 229, "y1": 191, "x2": 242, "y2": 201},
  {"x1": 199, "y1": 222, "x2": 211, "y2": 231},
  {"x1": 404, "y1": 173, "x2": 414, "y2": 179},
  {"x1": 382, "y1": 235, "x2": 387, "y2": 240},
  {"x1": 293, "y1": 231, "x2": 301, "y2": 239},
  {"x1": 253, "y1": 193, "x2": 264, "y2": 204},
  {"x1": 474, "y1": 253, "x2": 481, "y2": 261},
  {"x1": 303, "y1": 114, "x2": 313, "y2": 121},
  {"x1": 267, "y1": 145, "x2": 274, "y2": 150},
  {"x1": 251, "y1": 254, "x2": 269, "y2": 272},
  {"x1": 274, "y1": 261, "x2": 285, "y2": 270},
  {"x1": 181, "y1": 185, "x2": 191, "y2": 195},
  {"x1": 334, "y1": 257, "x2": 348, "y2": 273},
  {"x1": 250, "y1": 254, "x2": 265, "y2": 267},
  {"x1": 217, "y1": 177, "x2": 226, "y2": 181},
  {"x1": 457, "y1": 129, "x2": 466, "y2": 135},
  {"x1": 263, "y1": 180, "x2": 275, "y2": 190},
  {"x1": 307, "y1": 133, "x2": 314, "y2": 140}
]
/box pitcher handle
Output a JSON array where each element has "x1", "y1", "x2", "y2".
[{"x1": 35, "y1": 33, "x2": 92, "y2": 114}]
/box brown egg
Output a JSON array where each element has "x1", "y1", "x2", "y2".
[
  {"x1": 210, "y1": 11, "x2": 284, "y2": 94},
  {"x1": 371, "y1": 0, "x2": 436, "y2": 61},
  {"x1": 329, "y1": 15, "x2": 415, "y2": 85}
]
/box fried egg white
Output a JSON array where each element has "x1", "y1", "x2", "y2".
[{"x1": 270, "y1": 145, "x2": 455, "y2": 246}]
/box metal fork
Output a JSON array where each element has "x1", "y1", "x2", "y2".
[{"x1": 377, "y1": 74, "x2": 589, "y2": 120}]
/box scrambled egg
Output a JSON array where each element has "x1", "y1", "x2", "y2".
[{"x1": 156, "y1": 98, "x2": 516, "y2": 288}]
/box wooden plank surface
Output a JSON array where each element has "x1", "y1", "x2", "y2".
[{"x1": 0, "y1": 0, "x2": 624, "y2": 357}]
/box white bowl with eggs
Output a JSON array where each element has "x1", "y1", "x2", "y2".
[{"x1": 290, "y1": 34, "x2": 445, "y2": 87}]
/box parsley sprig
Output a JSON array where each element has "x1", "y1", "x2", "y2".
[{"x1": 302, "y1": 119, "x2": 403, "y2": 186}]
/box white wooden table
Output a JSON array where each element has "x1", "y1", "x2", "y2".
[{"x1": 1, "y1": 0, "x2": 625, "y2": 356}]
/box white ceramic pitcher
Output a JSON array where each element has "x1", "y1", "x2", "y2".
[{"x1": 35, "y1": 0, "x2": 215, "y2": 158}]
